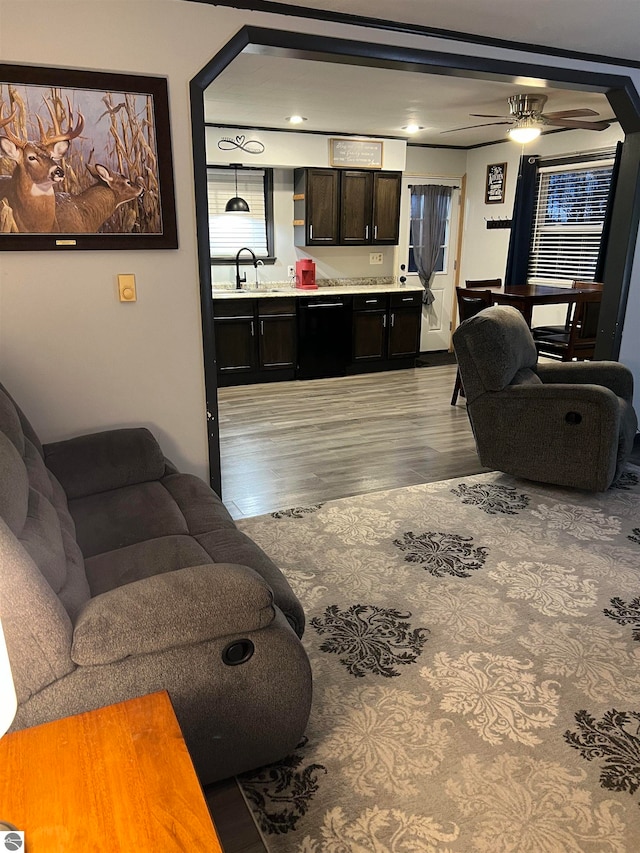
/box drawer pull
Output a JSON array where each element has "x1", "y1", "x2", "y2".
[{"x1": 365, "y1": 299, "x2": 378, "y2": 304}]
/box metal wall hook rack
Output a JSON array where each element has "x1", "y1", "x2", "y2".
[{"x1": 485, "y1": 216, "x2": 512, "y2": 230}]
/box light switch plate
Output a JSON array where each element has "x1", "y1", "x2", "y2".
[
  {"x1": 369, "y1": 252, "x2": 383, "y2": 265},
  {"x1": 118, "y1": 274, "x2": 137, "y2": 302}
]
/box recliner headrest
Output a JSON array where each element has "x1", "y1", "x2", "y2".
[{"x1": 453, "y1": 305, "x2": 538, "y2": 400}]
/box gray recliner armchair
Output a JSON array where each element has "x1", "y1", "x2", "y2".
[{"x1": 452, "y1": 305, "x2": 638, "y2": 491}]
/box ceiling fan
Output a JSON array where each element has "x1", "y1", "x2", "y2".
[{"x1": 442, "y1": 94, "x2": 611, "y2": 138}]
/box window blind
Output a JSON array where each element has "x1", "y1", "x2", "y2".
[
  {"x1": 528, "y1": 158, "x2": 614, "y2": 284},
  {"x1": 207, "y1": 168, "x2": 269, "y2": 258}
]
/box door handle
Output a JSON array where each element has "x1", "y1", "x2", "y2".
[
  {"x1": 260, "y1": 320, "x2": 264, "y2": 335},
  {"x1": 250, "y1": 321, "x2": 255, "y2": 336}
]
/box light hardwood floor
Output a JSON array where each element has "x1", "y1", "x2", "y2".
[{"x1": 217, "y1": 364, "x2": 487, "y2": 518}]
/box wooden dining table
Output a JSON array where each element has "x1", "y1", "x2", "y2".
[{"x1": 456, "y1": 282, "x2": 603, "y2": 327}]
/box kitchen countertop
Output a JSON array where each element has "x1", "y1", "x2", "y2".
[{"x1": 212, "y1": 282, "x2": 423, "y2": 299}]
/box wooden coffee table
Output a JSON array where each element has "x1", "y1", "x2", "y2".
[{"x1": 0, "y1": 691, "x2": 224, "y2": 851}]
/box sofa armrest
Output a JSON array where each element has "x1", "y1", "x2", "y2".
[
  {"x1": 71, "y1": 563, "x2": 276, "y2": 665},
  {"x1": 535, "y1": 360, "x2": 634, "y2": 401},
  {"x1": 44, "y1": 428, "x2": 167, "y2": 499}
]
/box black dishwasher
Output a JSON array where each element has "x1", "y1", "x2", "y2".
[{"x1": 297, "y1": 294, "x2": 353, "y2": 379}]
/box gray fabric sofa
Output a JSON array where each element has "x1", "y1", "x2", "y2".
[
  {"x1": 0, "y1": 381, "x2": 312, "y2": 784},
  {"x1": 452, "y1": 305, "x2": 638, "y2": 491}
]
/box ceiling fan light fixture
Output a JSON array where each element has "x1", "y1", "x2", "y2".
[
  {"x1": 402, "y1": 124, "x2": 424, "y2": 134},
  {"x1": 225, "y1": 165, "x2": 250, "y2": 213},
  {"x1": 508, "y1": 120, "x2": 542, "y2": 144}
]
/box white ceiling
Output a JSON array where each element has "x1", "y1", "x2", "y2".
[
  {"x1": 200, "y1": 0, "x2": 634, "y2": 147},
  {"x1": 204, "y1": 52, "x2": 617, "y2": 148},
  {"x1": 226, "y1": 0, "x2": 640, "y2": 65}
]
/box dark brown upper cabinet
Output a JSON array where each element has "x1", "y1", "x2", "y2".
[
  {"x1": 340, "y1": 170, "x2": 374, "y2": 244},
  {"x1": 372, "y1": 172, "x2": 402, "y2": 244},
  {"x1": 294, "y1": 169, "x2": 339, "y2": 246},
  {"x1": 294, "y1": 168, "x2": 401, "y2": 247}
]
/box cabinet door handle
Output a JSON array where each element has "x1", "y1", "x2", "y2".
[
  {"x1": 374, "y1": 225, "x2": 378, "y2": 239},
  {"x1": 260, "y1": 320, "x2": 264, "y2": 335},
  {"x1": 391, "y1": 313, "x2": 395, "y2": 327},
  {"x1": 309, "y1": 224, "x2": 313, "y2": 239},
  {"x1": 250, "y1": 320, "x2": 255, "y2": 336},
  {"x1": 383, "y1": 314, "x2": 387, "y2": 328},
  {"x1": 365, "y1": 225, "x2": 369, "y2": 239}
]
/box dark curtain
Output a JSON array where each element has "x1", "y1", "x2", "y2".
[
  {"x1": 410, "y1": 185, "x2": 453, "y2": 305},
  {"x1": 504, "y1": 154, "x2": 540, "y2": 286},
  {"x1": 595, "y1": 141, "x2": 623, "y2": 282}
]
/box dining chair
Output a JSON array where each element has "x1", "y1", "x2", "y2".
[
  {"x1": 451, "y1": 287, "x2": 493, "y2": 404},
  {"x1": 531, "y1": 280, "x2": 603, "y2": 340},
  {"x1": 464, "y1": 278, "x2": 502, "y2": 288},
  {"x1": 534, "y1": 290, "x2": 602, "y2": 361}
]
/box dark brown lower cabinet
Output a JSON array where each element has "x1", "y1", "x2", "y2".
[
  {"x1": 258, "y1": 303, "x2": 296, "y2": 370},
  {"x1": 213, "y1": 305, "x2": 257, "y2": 377},
  {"x1": 214, "y1": 297, "x2": 296, "y2": 386},
  {"x1": 351, "y1": 291, "x2": 421, "y2": 371},
  {"x1": 388, "y1": 310, "x2": 421, "y2": 357},
  {"x1": 214, "y1": 291, "x2": 422, "y2": 386}
]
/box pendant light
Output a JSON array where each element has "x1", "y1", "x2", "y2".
[{"x1": 225, "y1": 165, "x2": 250, "y2": 213}]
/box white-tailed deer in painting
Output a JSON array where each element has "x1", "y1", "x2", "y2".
[
  {"x1": 0, "y1": 101, "x2": 84, "y2": 233},
  {"x1": 56, "y1": 163, "x2": 144, "y2": 233}
]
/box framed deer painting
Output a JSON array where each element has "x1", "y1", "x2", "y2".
[{"x1": 0, "y1": 63, "x2": 177, "y2": 250}]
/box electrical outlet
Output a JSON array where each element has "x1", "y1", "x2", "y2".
[
  {"x1": 287, "y1": 265, "x2": 295, "y2": 278},
  {"x1": 369, "y1": 252, "x2": 384, "y2": 265}
]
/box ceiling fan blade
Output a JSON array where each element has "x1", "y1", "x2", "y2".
[
  {"x1": 544, "y1": 117, "x2": 611, "y2": 130},
  {"x1": 469, "y1": 113, "x2": 511, "y2": 119},
  {"x1": 543, "y1": 108, "x2": 600, "y2": 119},
  {"x1": 441, "y1": 121, "x2": 512, "y2": 134}
]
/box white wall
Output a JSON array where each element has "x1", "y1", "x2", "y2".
[
  {"x1": 405, "y1": 146, "x2": 467, "y2": 178},
  {"x1": 0, "y1": 1, "x2": 638, "y2": 482},
  {"x1": 460, "y1": 125, "x2": 624, "y2": 327},
  {"x1": 206, "y1": 126, "x2": 407, "y2": 170},
  {"x1": 211, "y1": 169, "x2": 397, "y2": 287}
]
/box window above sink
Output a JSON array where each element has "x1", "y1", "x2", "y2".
[{"x1": 207, "y1": 166, "x2": 275, "y2": 264}]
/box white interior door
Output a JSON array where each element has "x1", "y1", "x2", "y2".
[{"x1": 397, "y1": 178, "x2": 461, "y2": 352}]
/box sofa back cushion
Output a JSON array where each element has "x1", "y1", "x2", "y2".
[{"x1": 0, "y1": 385, "x2": 90, "y2": 619}]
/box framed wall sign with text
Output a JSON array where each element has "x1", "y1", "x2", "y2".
[
  {"x1": 0, "y1": 63, "x2": 177, "y2": 250},
  {"x1": 329, "y1": 138, "x2": 383, "y2": 169},
  {"x1": 485, "y1": 162, "x2": 507, "y2": 204}
]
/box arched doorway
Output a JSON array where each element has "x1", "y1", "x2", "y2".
[{"x1": 191, "y1": 25, "x2": 640, "y2": 492}]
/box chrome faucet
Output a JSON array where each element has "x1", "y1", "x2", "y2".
[{"x1": 235, "y1": 247, "x2": 257, "y2": 289}]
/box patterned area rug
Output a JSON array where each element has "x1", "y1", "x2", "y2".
[{"x1": 236, "y1": 467, "x2": 640, "y2": 852}]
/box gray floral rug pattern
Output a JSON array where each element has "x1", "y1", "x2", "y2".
[{"x1": 237, "y1": 467, "x2": 640, "y2": 852}]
